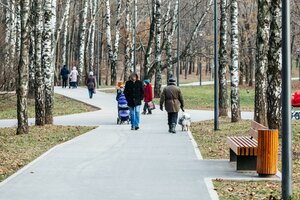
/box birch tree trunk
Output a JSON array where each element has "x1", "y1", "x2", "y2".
[
  {"x1": 88, "y1": 0, "x2": 97, "y2": 72},
  {"x1": 61, "y1": 0, "x2": 70, "y2": 66},
  {"x1": 143, "y1": 1, "x2": 156, "y2": 78},
  {"x1": 34, "y1": 0, "x2": 45, "y2": 126},
  {"x1": 16, "y1": 2, "x2": 21, "y2": 58},
  {"x1": 112, "y1": 0, "x2": 121, "y2": 85},
  {"x1": 17, "y1": 0, "x2": 30, "y2": 135},
  {"x1": 78, "y1": 0, "x2": 88, "y2": 82},
  {"x1": 254, "y1": 0, "x2": 270, "y2": 126},
  {"x1": 124, "y1": 0, "x2": 132, "y2": 81},
  {"x1": 230, "y1": 0, "x2": 241, "y2": 122},
  {"x1": 267, "y1": 0, "x2": 281, "y2": 129},
  {"x1": 4, "y1": 0, "x2": 11, "y2": 90},
  {"x1": 44, "y1": 0, "x2": 54, "y2": 124},
  {"x1": 166, "y1": 0, "x2": 178, "y2": 81},
  {"x1": 105, "y1": 0, "x2": 114, "y2": 85},
  {"x1": 219, "y1": 0, "x2": 228, "y2": 117},
  {"x1": 154, "y1": 0, "x2": 162, "y2": 98}
]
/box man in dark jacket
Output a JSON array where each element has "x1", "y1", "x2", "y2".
[
  {"x1": 60, "y1": 65, "x2": 70, "y2": 88},
  {"x1": 160, "y1": 78, "x2": 184, "y2": 133},
  {"x1": 124, "y1": 72, "x2": 144, "y2": 130}
]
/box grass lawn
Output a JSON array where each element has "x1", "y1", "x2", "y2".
[
  {"x1": 0, "y1": 125, "x2": 95, "y2": 182},
  {"x1": 153, "y1": 85, "x2": 255, "y2": 111},
  {"x1": 191, "y1": 118, "x2": 300, "y2": 199},
  {"x1": 0, "y1": 94, "x2": 98, "y2": 119}
]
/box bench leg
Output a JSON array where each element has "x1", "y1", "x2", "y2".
[
  {"x1": 236, "y1": 156, "x2": 257, "y2": 171},
  {"x1": 230, "y1": 149, "x2": 237, "y2": 162}
]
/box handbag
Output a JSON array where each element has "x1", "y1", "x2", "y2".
[{"x1": 147, "y1": 101, "x2": 156, "y2": 110}]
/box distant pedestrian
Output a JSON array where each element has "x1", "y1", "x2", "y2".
[
  {"x1": 124, "y1": 72, "x2": 144, "y2": 130},
  {"x1": 85, "y1": 71, "x2": 96, "y2": 99},
  {"x1": 69, "y1": 66, "x2": 79, "y2": 88},
  {"x1": 142, "y1": 79, "x2": 153, "y2": 115},
  {"x1": 160, "y1": 78, "x2": 184, "y2": 134},
  {"x1": 60, "y1": 65, "x2": 69, "y2": 88}
]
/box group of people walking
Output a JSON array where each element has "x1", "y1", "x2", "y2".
[
  {"x1": 60, "y1": 65, "x2": 184, "y2": 133},
  {"x1": 121, "y1": 72, "x2": 184, "y2": 133},
  {"x1": 60, "y1": 65, "x2": 79, "y2": 89}
]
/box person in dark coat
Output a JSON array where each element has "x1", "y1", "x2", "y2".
[
  {"x1": 85, "y1": 71, "x2": 96, "y2": 99},
  {"x1": 124, "y1": 72, "x2": 144, "y2": 130},
  {"x1": 142, "y1": 79, "x2": 153, "y2": 115},
  {"x1": 160, "y1": 78, "x2": 184, "y2": 133},
  {"x1": 60, "y1": 65, "x2": 70, "y2": 88}
]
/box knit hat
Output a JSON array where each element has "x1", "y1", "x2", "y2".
[
  {"x1": 89, "y1": 71, "x2": 94, "y2": 76},
  {"x1": 144, "y1": 79, "x2": 150, "y2": 84},
  {"x1": 168, "y1": 78, "x2": 176, "y2": 83}
]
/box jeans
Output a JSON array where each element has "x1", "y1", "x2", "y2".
[
  {"x1": 88, "y1": 88, "x2": 94, "y2": 99},
  {"x1": 168, "y1": 112, "x2": 178, "y2": 125},
  {"x1": 62, "y1": 77, "x2": 68, "y2": 88},
  {"x1": 129, "y1": 105, "x2": 141, "y2": 128},
  {"x1": 71, "y1": 81, "x2": 77, "y2": 88}
]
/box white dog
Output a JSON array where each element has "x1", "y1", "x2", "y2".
[{"x1": 178, "y1": 112, "x2": 191, "y2": 131}]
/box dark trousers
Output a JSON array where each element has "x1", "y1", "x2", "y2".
[
  {"x1": 168, "y1": 112, "x2": 178, "y2": 125},
  {"x1": 88, "y1": 88, "x2": 94, "y2": 98},
  {"x1": 143, "y1": 102, "x2": 151, "y2": 113},
  {"x1": 62, "y1": 77, "x2": 68, "y2": 88}
]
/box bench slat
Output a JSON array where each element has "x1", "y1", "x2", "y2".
[{"x1": 226, "y1": 136, "x2": 258, "y2": 156}]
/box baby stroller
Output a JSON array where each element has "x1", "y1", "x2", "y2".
[
  {"x1": 117, "y1": 93, "x2": 130, "y2": 124},
  {"x1": 291, "y1": 91, "x2": 300, "y2": 120}
]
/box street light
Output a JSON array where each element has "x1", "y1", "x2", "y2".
[
  {"x1": 282, "y1": 0, "x2": 292, "y2": 199},
  {"x1": 214, "y1": 0, "x2": 219, "y2": 130}
]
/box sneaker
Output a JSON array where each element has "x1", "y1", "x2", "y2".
[
  {"x1": 142, "y1": 111, "x2": 146, "y2": 115},
  {"x1": 135, "y1": 126, "x2": 139, "y2": 130}
]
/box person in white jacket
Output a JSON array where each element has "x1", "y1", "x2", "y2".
[{"x1": 69, "y1": 66, "x2": 79, "y2": 88}]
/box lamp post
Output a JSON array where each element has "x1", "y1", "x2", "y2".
[
  {"x1": 176, "y1": 0, "x2": 180, "y2": 86},
  {"x1": 133, "y1": 0, "x2": 137, "y2": 72},
  {"x1": 282, "y1": 0, "x2": 292, "y2": 199},
  {"x1": 214, "y1": 0, "x2": 219, "y2": 130}
]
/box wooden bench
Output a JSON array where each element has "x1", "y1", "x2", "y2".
[{"x1": 227, "y1": 121, "x2": 267, "y2": 171}]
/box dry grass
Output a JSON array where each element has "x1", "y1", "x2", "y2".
[
  {"x1": 0, "y1": 94, "x2": 98, "y2": 119},
  {"x1": 0, "y1": 125, "x2": 95, "y2": 182},
  {"x1": 191, "y1": 118, "x2": 300, "y2": 199}
]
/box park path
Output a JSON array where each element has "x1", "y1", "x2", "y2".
[{"x1": 0, "y1": 87, "x2": 270, "y2": 200}]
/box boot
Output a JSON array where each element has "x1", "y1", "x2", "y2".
[
  {"x1": 171, "y1": 123, "x2": 176, "y2": 134},
  {"x1": 168, "y1": 124, "x2": 171, "y2": 133}
]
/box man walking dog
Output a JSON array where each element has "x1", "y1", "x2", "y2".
[{"x1": 159, "y1": 78, "x2": 184, "y2": 133}]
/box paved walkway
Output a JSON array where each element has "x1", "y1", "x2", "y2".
[{"x1": 0, "y1": 87, "x2": 278, "y2": 200}]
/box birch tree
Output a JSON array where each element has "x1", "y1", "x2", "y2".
[
  {"x1": 219, "y1": 0, "x2": 228, "y2": 117},
  {"x1": 230, "y1": 0, "x2": 241, "y2": 122},
  {"x1": 254, "y1": 0, "x2": 270, "y2": 126},
  {"x1": 267, "y1": 0, "x2": 281, "y2": 129},
  {"x1": 44, "y1": 0, "x2": 55, "y2": 124},
  {"x1": 61, "y1": 0, "x2": 71, "y2": 66},
  {"x1": 34, "y1": 0, "x2": 45, "y2": 126},
  {"x1": 88, "y1": 0, "x2": 97, "y2": 72},
  {"x1": 17, "y1": 0, "x2": 30, "y2": 135},
  {"x1": 105, "y1": 0, "x2": 121, "y2": 85},
  {"x1": 78, "y1": 0, "x2": 88, "y2": 82},
  {"x1": 124, "y1": 0, "x2": 132, "y2": 81},
  {"x1": 154, "y1": 0, "x2": 162, "y2": 98}
]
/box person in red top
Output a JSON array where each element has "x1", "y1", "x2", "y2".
[{"x1": 142, "y1": 79, "x2": 153, "y2": 114}]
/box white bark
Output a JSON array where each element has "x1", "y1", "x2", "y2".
[
  {"x1": 17, "y1": 0, "x2": 30, "y2": 135},
  {"x1": 78, "y1": 0, "x2": 88, "y2": 82},
  {"x1": 154, "y1": 0, "x2": 162, "y2": 98},
  {"x1": 34, "y1": 0, "x2": 45, "y2": 126},
  {"x1": 61, "y1": 0, "x2": 70, "y2": 66},
  {"x1": 219, "y1": 0, "x2": 228, "y2": 117},
  {"x1": 43, "y1": 0, "x2": 55, "y2": 124},
  {"x1": 230, "y1": 0, "x2": 241, "y2": 122},
  {"x1": 124, "y1": 0, "x2": 132, "y2": 81},
  {"x1": 254, "y1": 0, "x2": 271, "y2": 126}
]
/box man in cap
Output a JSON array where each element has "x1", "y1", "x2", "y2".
[{"x1": 159, "y1": 78, "x2": 184, "y2": 133}]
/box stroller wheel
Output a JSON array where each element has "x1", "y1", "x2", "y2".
[
  {"x1": 295, "y1": 112, "x2": 300, "y2": 120},
  {"x1": 117, "y1": 118, "x2": 120, "y2": 124}
]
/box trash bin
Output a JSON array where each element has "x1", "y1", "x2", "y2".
[{"x1": 256, "y1": 129, "x2": 279, "y2": 176}]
